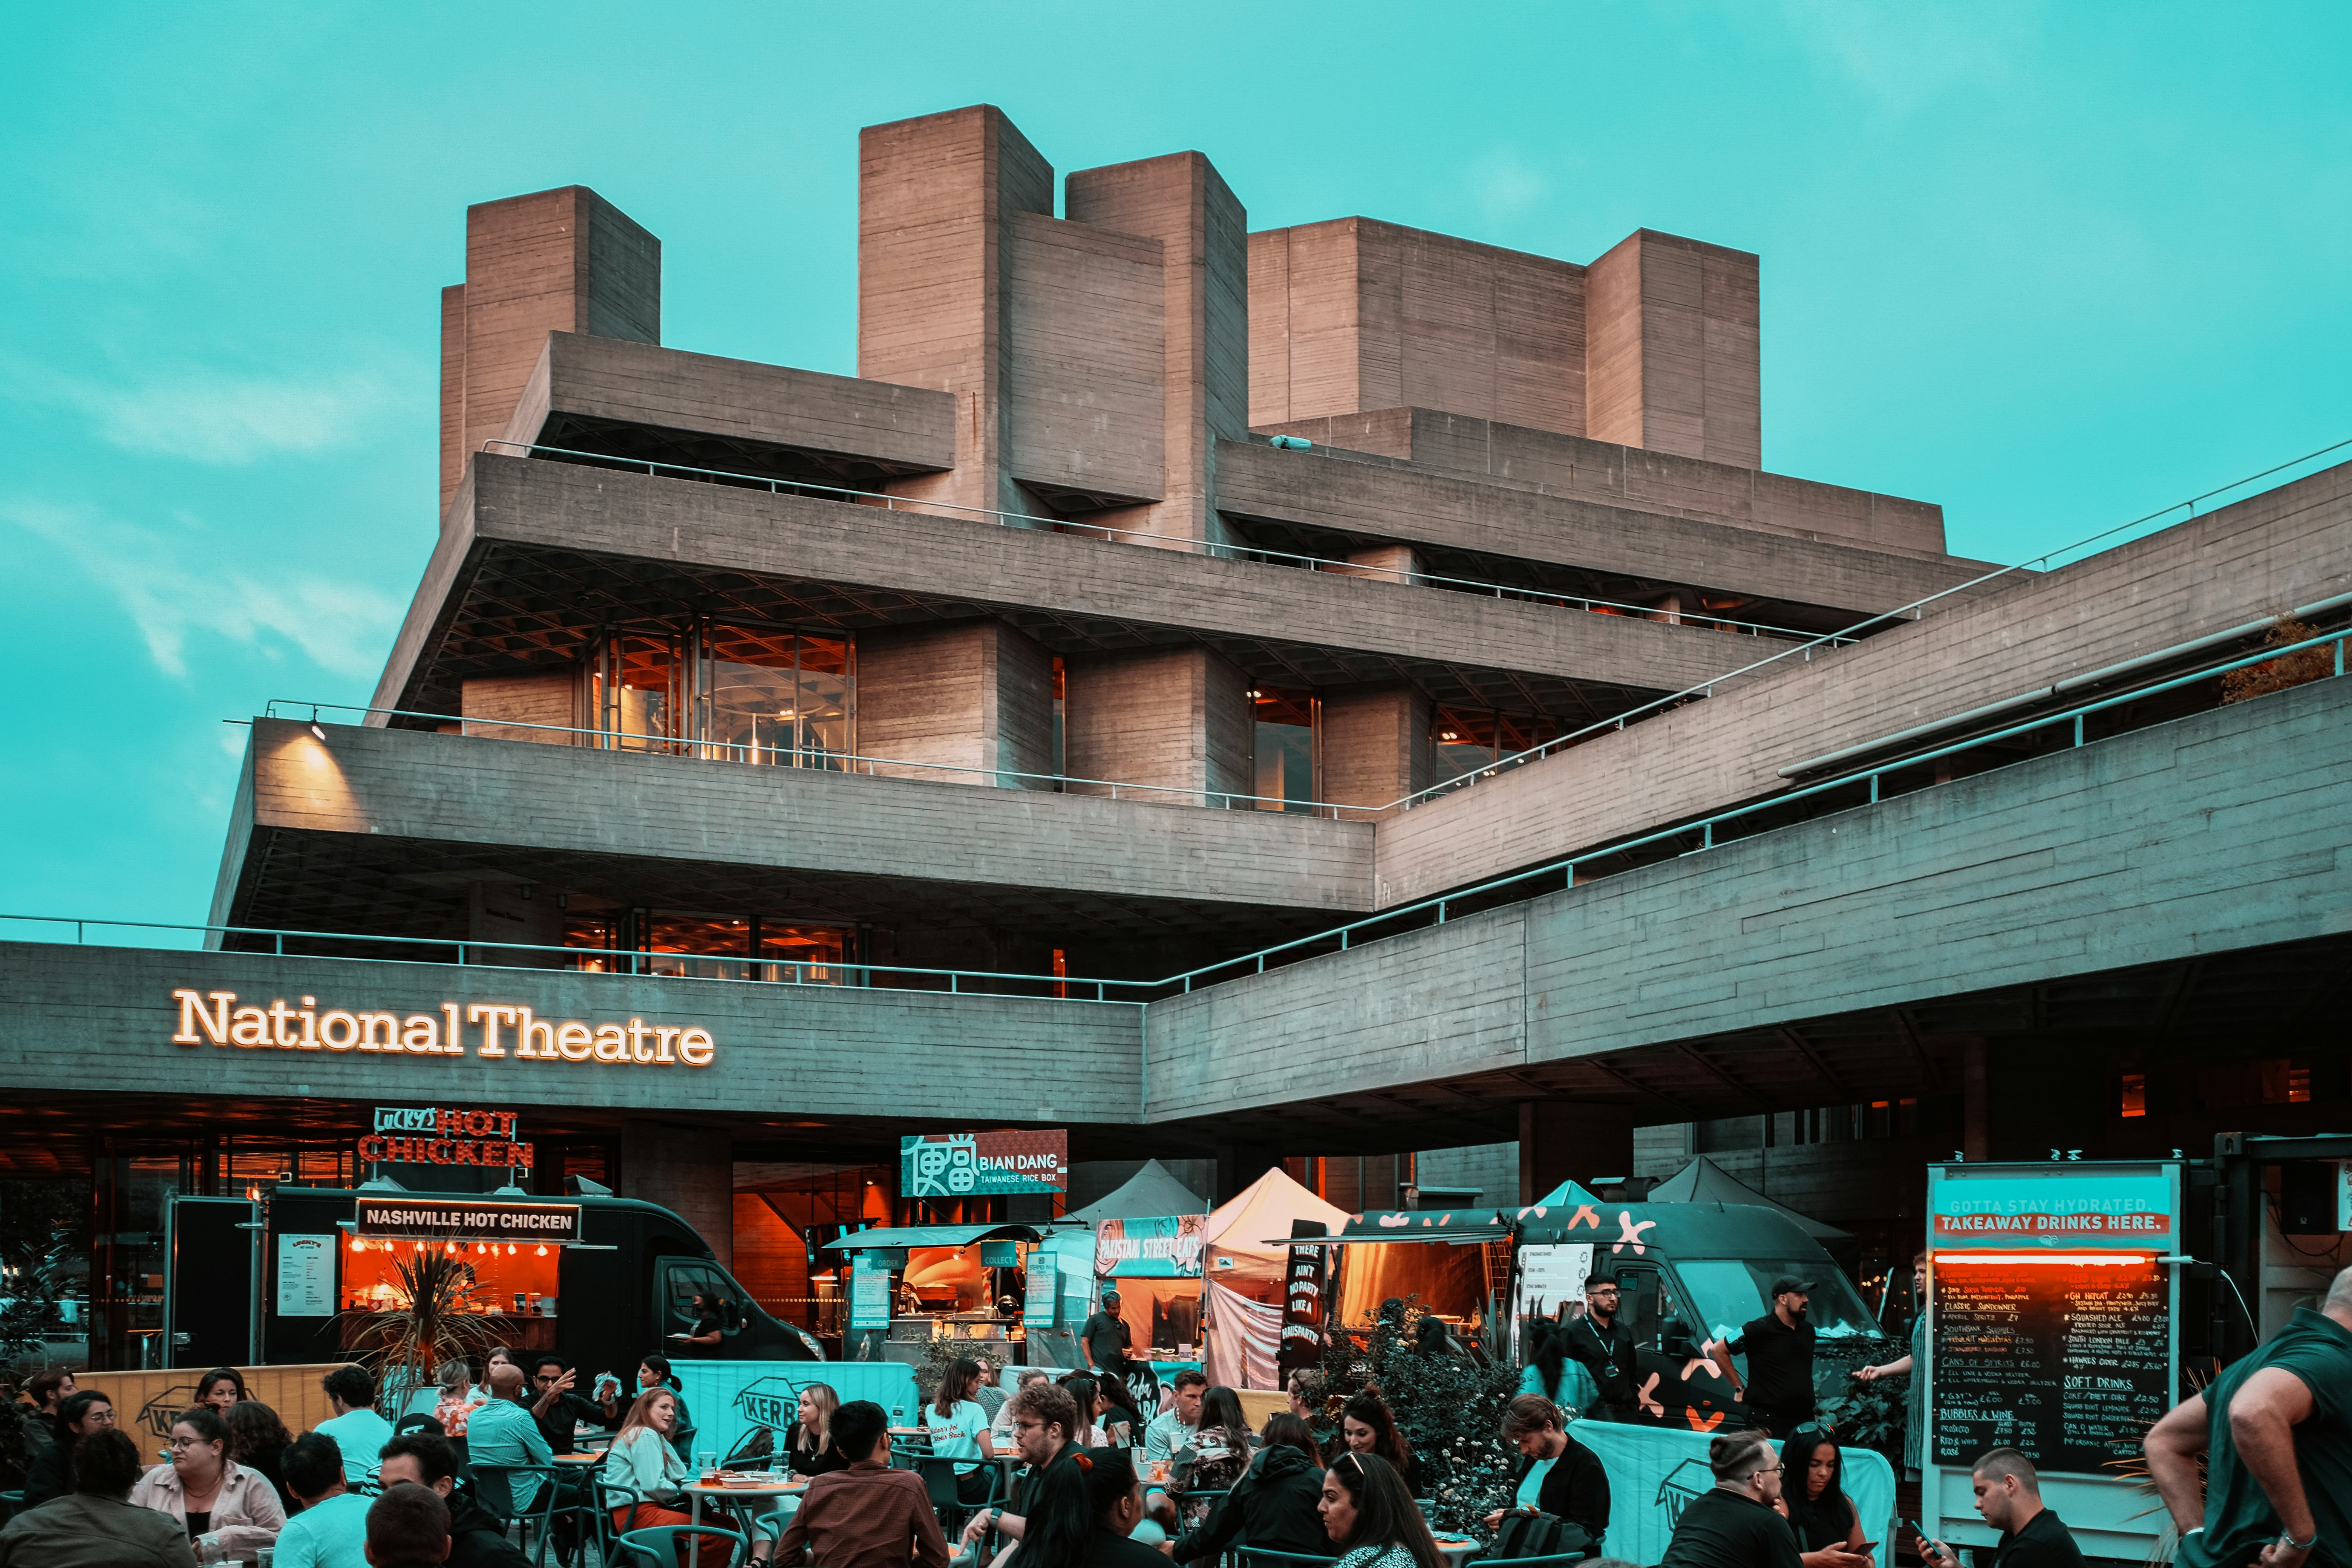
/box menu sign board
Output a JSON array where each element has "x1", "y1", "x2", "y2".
[
  {"x1": 850, "y1": 1255, "x2": 893, "y2": 1330},
  {"x1": 354, "y1": 1197, "x2": 580, "y2": 1245},
  {"x1": 1931, "y1": 1254, "x2": 2171, "y2": 1474},
  {"x1": 1278, "y1": 1236, "x2": 1328, "y2": 1373},
  {"x1": 1023, "y1": 1252, "x2": 1058, "y2": 1328}
]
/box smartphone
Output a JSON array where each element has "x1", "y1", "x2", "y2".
[{"x1": 1900, "y1": 1521, "x2": 1949, "y2": 1561}]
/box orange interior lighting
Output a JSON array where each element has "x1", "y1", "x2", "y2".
[{"x1": 1934, "y1": 1251, "x2": 2156, "y2": 1266}]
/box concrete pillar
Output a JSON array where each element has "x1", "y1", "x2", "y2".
[
  {"x1": 1065, "y1": 153, "x2": 1250, "y2": 550},
  {"x1": 1063, "y1": 646, "x2": 1252, "y2": 805},
  {"x1": 859, "y1": 106, "x2": 1054, "y2": 521},
  {"x1": 1320, "y1": 685, "x2": 1432, "y2": 813},
  {"x1": 440, "y1": 187, "x2": 660, "y2": 514},
  {"x1": 1215, "y1": 1141, "x2": 1286, "y2": 1205},
  {"x1": 1965, "y1": 1038, "x2": 2110, "y2": 1164},
  {"x1": 621, "y1": 1120, "x2": 734, "y2": 1271},
  {"x1": 1518, "y1": 1102, "x2": 1635, "y2": 1205},
  {"x1": 856, "y1": 620, "x2": 1055, "y2": 787},
  {"x1": 461, "y1": 672, "x2": 575, "y2": 744},
  {"x1": 1585, "y1": 230, "x2": 1759, "y2": 469},
  {"x1": 466, "y1": 882, "x2": 564, "y2": 966}
]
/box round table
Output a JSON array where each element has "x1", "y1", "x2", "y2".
[
  {"x1": 684, "y1": 1477, "x2": 805, "y2": 1533},
  {"x1": 1432, "y1": 1537, "x2": 1479, "y2": 1568}
]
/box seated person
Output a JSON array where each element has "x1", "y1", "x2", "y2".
[
  {"x1": 377, "y1": 1432, "x2": 530, "y2": 1568},
  {"x1": 0, "y1": 1428, "x2": 191, "y2": 1568},
  {"x1": 775, "y1": 1400, "x2": 951, "y2": 1568}
]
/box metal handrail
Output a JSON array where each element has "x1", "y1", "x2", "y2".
[
  {"x1": 480, "y1": 438, "x2": 1834, "y2": 643},
  {"x1": 41, "y1": 625, "x2": 2349, "y2": 1002},
  {"x1": 0, "y1": 914, "x2": 1153, "y2": 1004},
  {"x1": 259, "y1": 702, "x2": 1377, "y2": 818}
]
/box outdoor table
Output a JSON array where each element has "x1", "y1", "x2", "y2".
[
  {"x1": 1431, "y1": 1536, "x2": 1478, "y2": 1568},
  {"x1": 684, "y1": 1475, "x2": 804, "y2": 1533}
]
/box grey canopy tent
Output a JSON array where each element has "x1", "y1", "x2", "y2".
[
  {"x1": 1064, "y1": 1159, "x2": 1210, "y2": 1225},
  {"x1": 1646, "y1": 1156, "x2": 1854, "y2": 1246}
]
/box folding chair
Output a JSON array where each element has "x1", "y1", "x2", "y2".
[{"x1": 613, "y1": 1522, "x2": 751, "y2": 1568}]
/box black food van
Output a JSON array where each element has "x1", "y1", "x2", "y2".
[{"x1": 261, "y1": 1187, "x2": 821, "y2": 1379}]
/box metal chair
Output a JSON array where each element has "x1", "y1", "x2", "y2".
[
  {"x1": 1235, "y1": 1550, "x2": 1338, "y2": 1568},
  {"x1": 587, "y1": 1472, "x2": 648, "y2": 1567},
  {"x1": 1468, "y1": 1553, "x2": 1591, "y2": 1566},
  {"x1": 468, "y1": 1462, "x2": 570, "y2": 1567},
  {"x1": 914, "y1": 1455, "x2": 1002, "y2": 1535},
  {"x1": 613, "y1": 1522, "x2": 751, "y2": 1568}
]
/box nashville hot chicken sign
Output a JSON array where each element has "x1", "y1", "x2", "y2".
[{"x1": 170, "y1": 989, "x2": 717, "y2": 1068}]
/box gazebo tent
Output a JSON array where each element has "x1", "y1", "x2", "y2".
[
  {"x1": 1198, "y1": 1167, "x2": 1350, "y2": 1389},
  {"x1": 1525, "y1": 1179, "x2": 1606, "y2": 1211},
  {"x1": 1646, "y1": 1157, "x2": 1853, "y2": 1242},
  {"x1": 1064, "y1": 1160, "x2": 1210, "y2": 1225}
]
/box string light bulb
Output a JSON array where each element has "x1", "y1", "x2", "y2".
[{"x1": 536, "y1": 1245, "x2": 548, "y2": 1256}]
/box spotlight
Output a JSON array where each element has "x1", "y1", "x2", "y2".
[{"x1": 309, "y1": 720, "x2": 328, "y2": 741}]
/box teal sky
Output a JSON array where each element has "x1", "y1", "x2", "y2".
[{"x1": 4, "y1": 3, "x2": 2347, "y2": 931}]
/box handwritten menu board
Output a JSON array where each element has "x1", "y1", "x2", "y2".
[{"x1": 1932, "y1": 1257, "x2": 2170, "y2": 1476}]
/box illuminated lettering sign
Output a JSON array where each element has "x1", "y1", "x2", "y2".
[
  {"x1": 361, "y1": 1106, "x2": 534, "y2": 1171},
  {"x1": 354, "y1": 1197, "x2": 581, "y2": 1244},
  {"x1": 169, "y1": 990, "x2": 717, "y2": 1067}
]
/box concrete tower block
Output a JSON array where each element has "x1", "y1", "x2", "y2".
[
  {"x1": 1584, "y1": 229, "x2": 1760, "y2": 469},
  {"x1": 621, "y1": 1119, "x2": 733, "y2": 1270},
  {"x1": 859, "y1": 106, "x2": 1054, "y2": 520},
  {"x1": 439, "y1": 186, "x2": 661, "y2": 516},
  {"x1": 856, "y1": 620, "x2": 1057, "y2": 788},
  {"x1": 1063, "y1": 646, "x2": 1252, "y2": 805},
  {"x1": 1320, "y1": 685, "x2": 1433, "y2": 812},
  {"x1": 1066, "y1": 152, "x2": 1251, "y2": 549},
  {"x1": 1246, "y1": 220, "x2": 1586, "y2": 440}
]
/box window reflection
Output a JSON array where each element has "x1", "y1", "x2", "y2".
[
  {"x1": 1433, "y1": 707, "x2": 1562, "y2": 784},
  {"x1": 586, "y1": 622, "x2": 855, "y2": 768}
]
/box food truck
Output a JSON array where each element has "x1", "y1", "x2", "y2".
[
  {"x1": 822, "y1": 1221, "x2": 1058, "y2": 1366},
  {"x1": 1312, "y1": 1194, "x2": 1890, "y2": 1426},
  {"x1": 257, "y1": 1186, "x2": 821, "y2": 1378}
]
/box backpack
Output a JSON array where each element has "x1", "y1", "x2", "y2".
[{"x1": 1472, "y1": 1510, "x2": 1594, "y2": 1563}]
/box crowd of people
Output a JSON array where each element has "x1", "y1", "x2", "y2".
[{"x1": 5, "y1": 1259, "x2": 2350, "y2": 1566}]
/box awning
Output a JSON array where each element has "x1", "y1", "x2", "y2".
[
  {"x1": 1271, "y1": 1210, "x2": 1517, "y2": 1246},
  {"x1": 821, "y1": 1222, "x2": 1049, "y2": 1253}
]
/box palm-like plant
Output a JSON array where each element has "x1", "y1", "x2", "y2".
[{"x1": 342, "y1": 1247, "x2": 502, "y2": 1414}]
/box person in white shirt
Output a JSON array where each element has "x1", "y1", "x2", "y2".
[
  {"x1": 923, "y1": 1357, "x2": 1000, "y2": 1505},
  {"x1": 1145, "y1": 1371, "x2": 1208, "y2": 1462},
  {"x1": 990, "y1": 1370, "x2": 1049, "y2": 1445}
]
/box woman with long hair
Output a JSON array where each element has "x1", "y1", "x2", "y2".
[
  {"x1": 786, "y1": 1382, "x2": 847, "y2": 1477},
  {"x1": 1008, "y1": 1447, "x2": 1164, "y2": 1568},
  {"x1": 1165, "y1": 1415, "x2": 1330, "y2": 1566},
  {"x1": 1093, "y1": 1369, "x2": 1140, "y2": 1445},
  {"x1": 606, "y1": 1387, "x2": 741, "y2": 1566},
  {"x1": 222, "y1": 1398, "x2": 297, "y2": 1517},
  {"x1": 635, "y1": 1353, "x2": 693, "y2": 1459},
  {"x1": 431, "y1": 1358, "x2": 480, "y2": 1438},
  {"x1": 1779, "y1": 1428, "x2": 1870, "y2": 1566},
  {"x1": 1340, "y1": 1393, "x2": 1423, "y2": 1497},
  {"x1": 1166, "y1": 1386, "x2": 1254, "y2": 1529},
  {"x1": 196, "y1": 1368, "x2": 247, "y2": 1416},
  {"x1": 925, "y1": 1357, "x2": 1000, "y2": 1503},
  {"x1": 1057, "y1": 1375, "x2": 1106, "y2": 1446},
  {"x1": 1319, "y1": 1451, "x2": 1441, "y2": 1568}
]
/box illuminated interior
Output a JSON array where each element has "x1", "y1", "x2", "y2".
[
  {"x1": 1934, "y1": 1251, "x2": 2160, "y2": 1267},
  {"x1": 342, "y1": 1236, "x2": 562, "y2": 1313}
]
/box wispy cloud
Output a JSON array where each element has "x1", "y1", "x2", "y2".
[
  {"x1": 1774, "y1": 0, "x2": 2037, "y2": 110},
  {"x1": 4, "y1": 499, "x2": 401, "y2": 679},
  {"x1": 2, "y1": 357, "x2": 398, "y2": 464},
  {"x1": 1469, "y1": 148, "x2": 1550, "y2": 224}
]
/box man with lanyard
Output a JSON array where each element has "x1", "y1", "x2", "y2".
[
  {"x1": 1711, "y1": 1276, "x2": 1818, "y2": 1436},
  {"x1": 2146, "y1": 1263, "x2": 2352, "y2": 1568},
  {"x1": 1559, "y1": 1272, "x2": 1641, "y2": 1419}
]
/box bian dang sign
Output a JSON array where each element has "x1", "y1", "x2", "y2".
[{"x1": 171, "y1": 989, "x2": 717, "y2": 1068}]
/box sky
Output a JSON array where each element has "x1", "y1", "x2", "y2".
[{"x1": 2, "y1": 2, "x2": 2347, "y2": 933}]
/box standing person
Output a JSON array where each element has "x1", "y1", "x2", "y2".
[
  {"x1": 1920, "y1": 1450, "x2": 2084, "y2": 1568},
  {"x1": 1854, "y1": 1252, "x2": 1930, "y2": 1481},
  {"x1": 314, "y1": 1366, "x2": 395, "y2": 1486},
  {"x1": 196, "y1": 1368, "x2": 247, "y2": 1416},
  {"x1": 20, "y1": 1389, "x2": 115, "y2": 1508},
  {"x1": 1657, "y1": 1430, "x2": 1804, "y2": 1568},
  {"x1": 786, "y1": 1383, "x2": 850, "y2": 1477},
  {"x1": 774, "y1": 1399, "x2": 951, "y2": 1568},
  {"x1": 1710, "y1": 1277, "x2": 1819, "y2": 1436},
  {"x1": 1081, "y1": 1292, "x2": 1133, "y2": 1377},
  {"x1": 1776, "y1": 1429, "x2": 1876, "y2": 1568},
  {"x1": 129, "y1": 1404, "x2": 287, "y2": 1563},
  {"x1": 960, "y1": 1380, "x2": 1083, "y2": 1550},
  {"x1": 0, "y1": 1428, "x2": 191, "y2": 1568},
  {"x1": 271, "y1": 1432, "x2": 372, "y2": 1568},
  {"x1": 1485, "y1": 1394, "x2": 1610, "y2": 1549},
  {"x1": 1518, "y1": 1319, "x2": 1601, "y2": 1416},
  {"x1": 2147, "y1": 1262, "x2": 2352, "y2": 1568},
  {"x1": 377, "y1": 1432, "x2": 531, "y2": 1568},
  {"x1": 1004, "y1": 1446, "x2": 1164, "y2": 1568},
  {"x1": 1168, "y1": 1413, "x2": 1328, "y2": 1564},
  {"x1": 671, "y1": 1291, "x2": 726, "y2": 1354},
  {"x1": 1338, "y1": 1393, "x2": 1423, "y2": 1497},
  {"x1": 1559, "y1": 1274, "x2": 1642, "y2": 1421},
  {"x1": 925, "y1": 1357, "x2": 1001, "y2": 1505},
  {"x1": 224, "y1": 1399, "x2": 297, "y2": 1516},
  {"x1": 1317, "y1": 1451, "x2": 1443, "y2": 1568},
  {"x1": 1145, "y1": 1372, "x2": 1206, "y2": 1461}
]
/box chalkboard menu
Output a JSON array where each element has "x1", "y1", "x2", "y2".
[{"x1": 1932, "y1": 1257, "x2": 2171, "y2": 1475}]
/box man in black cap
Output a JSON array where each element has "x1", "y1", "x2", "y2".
[
  {"x1": 1559, "y1": 1270, "x2": 1643, "y2": 1420},
  {"x1": 1710, "y1": 1276, "x2": 1819, "y2": 1436}
]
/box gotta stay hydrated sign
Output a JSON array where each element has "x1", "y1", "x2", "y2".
[{"x1": 170, "y1": 988, "x2": 719, "y2": 1069}]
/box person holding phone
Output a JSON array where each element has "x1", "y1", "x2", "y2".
[
  {"x1": 1917, "y1": 1450, "x2": 2084, "y2": 1568},
  {"x1": 1777, "y1": 1430, "x2": 1874, "y2": 1568}
]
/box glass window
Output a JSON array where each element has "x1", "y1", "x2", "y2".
[
  {"x1": 758, "y1": 924, "x2": 847, "y2": 985},
  {"x1": 565, "y1": 911, "x2": 622, "y2": 972},
  {"x1": 646, "y1": 913, "x2": 752, "y2": 980},
  {"x1": 1675, "y1": 1259, "x2": 1879, "y2": 1344},
  {"x1": 1435, "y1": 708, "x2": 1562, "y2": 785},
  {"x1": 594, "y1": 632, "x2": 683, "y2": 752},
  {"x1": 1252, "y1": 688, "x2": 1317, "y2": 811},
  {"x1": 705, "y1": 625, "x2": 855, "y2": 770}
]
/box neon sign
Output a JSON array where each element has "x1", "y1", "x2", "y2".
[
  {"x1": 361, "y1": 1105, "x2": 534, "y2": 1169},
  {"x1": 169, "y1": 990, "x2": 716, "y2": 1067}
]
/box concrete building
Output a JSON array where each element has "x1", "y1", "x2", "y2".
[{"x1": 6, "y1": 104, "x2": 2350, "y2": 1366}]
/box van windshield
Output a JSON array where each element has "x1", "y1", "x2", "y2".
[{"x1": 1676, "y1": 1259, "x2": 1878, "y2": 1342}]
